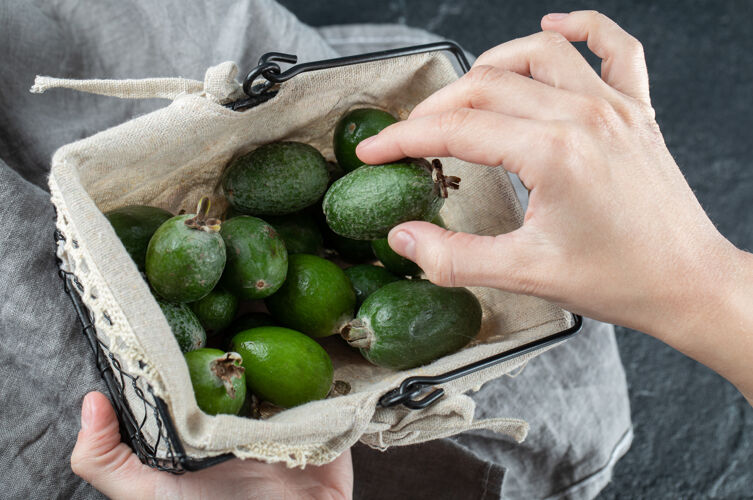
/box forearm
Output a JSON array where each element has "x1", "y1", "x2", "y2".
[{"x1": 645, "y1": 245, "x2": 753, "y2": 403}]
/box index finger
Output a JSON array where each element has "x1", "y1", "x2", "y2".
[{"x1": 355, "y1": 108, "x2": 555, "y2": 177}]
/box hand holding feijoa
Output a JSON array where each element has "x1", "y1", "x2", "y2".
[{"x1": 322, "y1": 158, "x2": 459, "y2": 240}]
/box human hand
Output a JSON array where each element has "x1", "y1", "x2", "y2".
[
  {"x1": 71, "y1": 391, "x2": 353, "y2": 499},
  {"x1": 356, "y1": 11, "x2": 753, "y2": 399}
]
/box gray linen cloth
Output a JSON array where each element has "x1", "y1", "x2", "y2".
[{"x1": 0, "y1": 1, "x2": 632, "y2": 498}]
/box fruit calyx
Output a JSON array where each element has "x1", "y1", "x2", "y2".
[
  {"x1": 339, "y1": 318, "x2": 374, "y2": 349},
  {"x1": 210, "y1": 352, "x2": 245, "y2": 399},
  {"x1": 185, "y1": 196, "x2": 222, "y2": 233},
  {"x1": 411, "y1": 158, "x2": 461, "y2": 199}
]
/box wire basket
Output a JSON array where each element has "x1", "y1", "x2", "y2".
[{"x1": 54, "y1": 41, "x2": 582, "y2": 473}]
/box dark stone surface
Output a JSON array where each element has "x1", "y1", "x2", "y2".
[{"x1": 277, "y1": 0, "x2": 753, "y2": 497}]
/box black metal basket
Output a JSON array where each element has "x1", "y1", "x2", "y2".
[{"x1": 55, "y1": 41, "x2": 582, "y2": 473}]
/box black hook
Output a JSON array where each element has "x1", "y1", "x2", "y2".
[
  {"x1": 242, "y1": 61, "x2": 281, "y2": 96},
  {"x1": 378, "y1": 315, "x2": 583, "y2": 410},
  {"x1": 259, "y1": 52, "x2": 298, "y2": 66},
  {"x1": 242, "y1": 53, "x2": 298, "y2": 96},
  {"x1": 231, "y1": 40, "x2": 471, "y2": 110}
]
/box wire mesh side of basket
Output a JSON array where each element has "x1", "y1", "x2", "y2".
[{"x1": 54, "y1": 228, "x2": 231, "y2": 473}]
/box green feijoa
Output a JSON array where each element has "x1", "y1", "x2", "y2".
[
  {"x1": 317, "y1": 201, "x2": 373, "y2": 263},
  {"x1": 371, "y1": 239, "x2": 422, "y2": 277},
  {"x1": 189, "y1": 287, "x2": 239, "y2": 335},
  {"x1": 370, "y1": 214, "x2": 444, "y2": 276},
  {"x1": 265, "y1": 254, "x2": 355, "y2": 338},
  {"x1": 342, "y1": 280, "x2": 482, "y2": 370},
  {"x1": 105, "y1": 205, "x2": 172, "y2": 270},
  {"x1": 263, "y1": 212, "x2": 323, "y2": 255},
  {"x1": 230, "y1": 327, "x2": 334, "y2": 408},
  {"x1": 333, "y1": 108, "x2": 397, "y2": 172},
  {"x1": 224, "y1": 312, "x2": 278, "y2": 338},
  {"x1": 222, "y1": 142, "x2": 329, "y2": 215},
  {"x1": 157, "y1": 298, "x2": 206, "y2": 353},
  {"x1": 184, "y1": 349, "x2": 246, "y2": 415},
  {"x1": 146, "y1": 199, "x2": 226, "y2": 303},
  {"x1": 220, "y1": 216, "x2": 288, "y2": 300},
  {"x1": 322, "y1": 159, "x2": 458, "y2": 240},
  {"x1": 343, "y1": 264, "x2": 400, "y2": 306}
]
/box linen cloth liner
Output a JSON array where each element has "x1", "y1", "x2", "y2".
[{"x1": 38, "y1": 53, "x2": 574, "y2": 466}]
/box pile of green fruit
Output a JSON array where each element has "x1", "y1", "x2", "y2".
[{"x1": 104, "y1": 108, "x2": 482, "y2": 418}]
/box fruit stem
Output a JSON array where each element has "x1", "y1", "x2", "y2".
[
  {"x1": 210, "y1": 352, "x2": 245, "y2": 399},
  {"x1": 339, "y1": 318, "x2": 374, "y2": 349},
  {"x1": 185, "y1": 196, "x2": 222, "y2": 233},
  {"x1": 430, "y1": 159, "x2": 461, "y2": 198},
  {"x1": 411, "y1": 158, "x2": 461, "y2": 198}
]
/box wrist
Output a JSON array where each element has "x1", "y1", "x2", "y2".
[
  {"x1": 646, "y1": 241, "x2": 753, "y2": 400},
  {"x1": 717, "y1": 248, "x2": 753, "y2": 400}
]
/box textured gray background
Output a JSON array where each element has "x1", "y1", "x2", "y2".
[{"x1": 275, "y1": 0, "x2": 753, "y2": 497}]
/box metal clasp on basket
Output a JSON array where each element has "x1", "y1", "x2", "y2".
[
  {"x1": 379, "y1": 314, "x2": 584, "y2": 410},
  {"x1": 242, "y1": 52, "x2": 297, "y2": 96},
  {"x1": 227, "y1": 41, "x2": 472, "y2": 111}
]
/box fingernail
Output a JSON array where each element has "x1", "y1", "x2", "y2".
[
  {"x1": 81, "y1": 395, "x2": 93, "y2": 431},
  {"x1": 357, "y1": 136, "x2": 377, "y2": 150},
  {"x1": 546, "y1": 13, "x2": 568, "y2": 20},
  {"x1": 389, "y1": 230, "x2": 416, "y2": 259}
]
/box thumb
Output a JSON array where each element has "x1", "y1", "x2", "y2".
[
  {"x1": 388, "y1": 221, "x2": 532, "y2": 290},
  {"x1": 71, "y1": 391, "x2": 159, "y2": 498}
]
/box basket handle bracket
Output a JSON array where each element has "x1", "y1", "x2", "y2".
[
  {"x1": 227, "y1": 40, "x2": 471, "y2": 111},
  {"x1": 378, "y1": 314, "x2": 583, "y2": 410}
]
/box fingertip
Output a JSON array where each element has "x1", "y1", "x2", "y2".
[
  {"x1": 389, "y1": 220, "x2": 448, "y2": 258},
  {"x1": 81, "y1": 391, "x2": 117, "y2": 433},
  {"x1": 355, "y1": 131, "x2": 406, "y2": 165},
  {"x1": 540, "y1": 13, "x2": 588, "y2": 44},
  {"x1": 356, "y1": 118, "x2": 410, "y2": 164},
  {"x1": 387, "y1": 228, "x2": 416, "y2": 260},
  {"x1": 356, "y1": 134, "x2": 397, "y2": 165},
  {"x1": 542, "y1": 12, "x2": 569, "y2": 26},
  {"x1": 354, "y1": 135, "x2": 378, "y2": 163},
  {"x1": 81, "y1": 393, "x2": 95, "y2": 430},
  {"x1": 357, "y1": 135, "x2": 377, "y2": 150},
  {"x1": 86, "y1": 391, "x2": 113, "y2": 412},
  {"x1": 541, "y1": 12, "x2": 578, "y2": 37}
]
